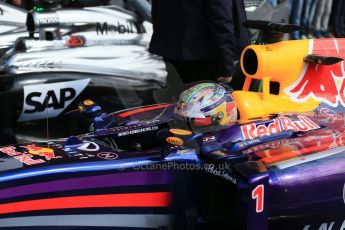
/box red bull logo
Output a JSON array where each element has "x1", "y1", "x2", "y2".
[
  {"x1": 21, "y1": 145, "x2": 60, "y2": 160},
  {"x1": 0, "y1": 146, "x2": 45, "y2": 165},
  {"x1": 241, "y1": 116, "x2": 320, "y2": 140},
  {"x1": 286, "y1": 39, "x2": 345, "y2": 107}
]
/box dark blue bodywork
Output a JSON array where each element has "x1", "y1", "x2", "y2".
[{"x1": 0, "y1": 102, "x2": 345, "y2": 229}]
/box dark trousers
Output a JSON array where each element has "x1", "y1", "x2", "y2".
[
  {"x1": 165, "y1": 59, "x2": 244, "y2": 90},
  {"x1": 332, "y1": 0, "x2": 345, "y2": 37},
  {"x1": 164, "y1": 59, "x2": 220, "y2": 84}
]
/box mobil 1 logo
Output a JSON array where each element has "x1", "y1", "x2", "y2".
[{"x1": 18, "y1": 79, "x2": 90, "y2": 122}]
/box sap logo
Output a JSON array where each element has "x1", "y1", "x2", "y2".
[
  {"x1": 24, "y1": 88, "x2": 76, "y2": 113},
  {"x1": 39, "y1": 17, "x2": 59, "y2": 26},
  {"x1": 96, "y1": 22, "x2": 134, "y2": 35},
  {"x1": 19, "y1": 79, "x2": 90, "y2": 122},
  {"x1": 241, "y1": 116, "x2": 320, "y2": 140}
]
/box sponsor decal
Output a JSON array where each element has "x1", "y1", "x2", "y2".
[
  {"x1": 239, "y1": 139, "x2": 262, "y2": 147},
  {"x1": 97, "y1": 152, "x2": 118, "y2": 160},
  {"x1": 39, "y1": 17, "x2": 60, "y2": 25},
  {"x1": 118, "y1": 126, "x2": 159, "y2": 137},
  {"x1": 169, "y1": 129, "x2": 192, "y2": 136},
  {"x1": 39, "y1": 17, "x2": 59, "y2": 26},
  {"x1": 176, "y1": 149, "x2": 193, "y2": 155},
  {"x1": 166, "y1": 137, "x2": 184, "y2": 146},
  {"x1": 0, "y1": 146, "x2": 45, "y2": 165},
  {"x1": 241, "y1": 116, "x2": 320, "y2": 140},
  {"x1": 303, "y1": 221, "x2": 344, "y2": 230},
  {"x1": 193, "y1": 117, "x2": 212, "y2": 126},
  {"x1": 204, "y1": 164, "x2": 237, "y2": 184},
  {"x1": 203, "y1": 135, "x2": 216, "y2": 142},
  {"x1": 21, "y1": 145, "x2": 61, "y2": 160},
  {"x1": 77, "y1": 142, "x2": 100, "y2": 152},
  {"x1": 210, "y1": 151, "x2": 229, "y2": 157},
  {"x1": 319, "y1": 108, "x2": 343, "y2": 121},
  {"x1": 19, "y1": 79, "x2": 90, "y2": 122},
  {"x1": 286, "y1": 39, "x2": 345, "y2": 107},
  {"x1": 96, "y1": 22, "x2": 134, "y2": 35},
  {"x1": 252, "y1": 185, "x2": 264, "y2": 213},
  {"x1": 65, "y1": 151, "x2": 96, "y2": 160},
  {"x1": 83, "y1": 100, "x2": 95, "y2": 106},
  {"x1": 144, "y1": 119, "x2": 160, "y2": 125},
  {"x1": 63, "y1": 141, "x2": 100, "y2": 159},
  {"x1": 66, "y1": 35, "x2": 86, "y2": 47},
  {"x1": 74, "y1": 153, "x2": 96, "y2": 160}
]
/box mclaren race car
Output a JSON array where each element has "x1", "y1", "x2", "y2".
[
  {"x1": 0, "y1": 1, "x2": 167, "y2": 144},
  {"x1": 0, "y1": 0, "x2": 285, "y2": 144},
  {"x1": 0, "y1": 2, "x2": 27, "y2": 57},
  {"x1": 1, "y1": 22, "x2": 345, "y2": 229}
]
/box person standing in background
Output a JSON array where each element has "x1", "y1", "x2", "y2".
[
  {"x1": 5, "y1": 0, "x2": 61, "y2": 10},
  {"x1": 149, "y1": 0, "x2": 249, "y2": 89},
  {"x1": 5, "y1": 0, "x2": 23, "y2": 7},
  {"x1": 287, "y1": 0, "x2": 305, "y2": 40},
  {"x1": 313, "y1": 0, "x2": 333, "y2": 38},
  {"x1": 332, "y1": 0, "x2": 345, "y2": 37},
  {"x1": 268, "y1": 0, "x2": 278, "y2": 7},
  {"x1": 300, "y1": 0, "x2": 318, "y2": 39},
  {"x1": 61, "y1": 0, "x2": 110, "y2": 7}
]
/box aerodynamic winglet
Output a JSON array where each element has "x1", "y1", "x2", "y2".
[
  {"x1": 243, "y1": 20, "x2": 303, "y2": 34},
  {"x1": 304, "y1": 55, "x2": 344, "y2": 65},
  {"x1": 243, "y1": 20, "x2": 303, "y2": 44}
]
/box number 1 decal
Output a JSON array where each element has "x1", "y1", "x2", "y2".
[{"x1": 252, "y1": 184, "x2": 264, "y2": 213}]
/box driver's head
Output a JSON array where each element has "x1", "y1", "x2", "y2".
[{"x1": 174, "y1": 83, "x2": 238, "y2": 130}]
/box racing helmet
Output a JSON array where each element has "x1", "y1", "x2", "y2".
[{"x1": 174, "y1": 83, "x2": 238, "y2": 128}]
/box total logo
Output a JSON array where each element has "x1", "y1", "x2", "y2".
[
  {"x1": 241, "y1": 116, "x2": 320, "y2": 140},
  {"x1": 19, "y1": 79, "x2": 90, "y2": 122}
]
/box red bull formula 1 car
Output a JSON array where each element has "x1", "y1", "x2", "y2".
[{"x1": 0, "y1": 22, "x2": 345, "y2": 230}]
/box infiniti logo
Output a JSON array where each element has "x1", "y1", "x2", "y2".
[{"x1": 78, "y1": 142, "x2": 100, "y2": 152}]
